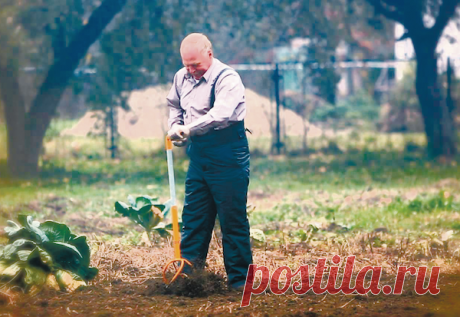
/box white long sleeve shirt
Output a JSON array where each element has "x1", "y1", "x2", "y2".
[{"x1": 166, "y1": 58, "x2": 246, "y2": 136}]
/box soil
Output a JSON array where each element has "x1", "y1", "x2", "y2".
[
  {"x1": 1, "y1": 273, "x2": 459, "y2": 316},
  {"x1": 60, "y1": 86, "x2": 326, "y2": 139},
  {"x1": 3, "y1": 185, "x2": 460, "y2": 316},
  {"x1": 2, "y1": 238, "x2": 460, "y2": 317}
]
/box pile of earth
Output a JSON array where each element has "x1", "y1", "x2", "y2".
[{"x1": 61, "y1": 86, "x2": 325, "y2": 139}]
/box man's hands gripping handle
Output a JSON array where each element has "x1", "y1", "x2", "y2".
[{"x1": 167, "y1": 125, "x2": 190, "y2": 147}]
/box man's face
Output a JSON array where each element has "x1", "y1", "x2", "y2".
[{"x1": 180, "y1": 45, "x2": 213, "y2": 80}]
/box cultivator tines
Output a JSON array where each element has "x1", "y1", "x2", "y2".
[
  {"x1": 162, "y1": 257, "x2": 193, "y2": 284},
  {"x1": 162, "y1": 136, "x2": 192, "y2": 284}
]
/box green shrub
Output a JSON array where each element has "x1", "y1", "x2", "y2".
[{"x1": 310, "y1": 90, "x2": 379, "y2": 125}]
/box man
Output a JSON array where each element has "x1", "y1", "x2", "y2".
[{"x1": 166, "y1": 33, "x2": 252, "y2": 290}]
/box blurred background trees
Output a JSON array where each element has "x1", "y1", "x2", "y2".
[{"x1": 0, "y1": 0, "x2": 459, "y2": 178}]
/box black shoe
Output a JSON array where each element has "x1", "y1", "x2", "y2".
[{"x1": 229, "y1": 281, "x2": 246, "y2": 292}]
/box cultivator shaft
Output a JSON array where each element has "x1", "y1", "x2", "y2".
[{"x1": 162, "y1": 136, "x2": 192, "y2": 284}]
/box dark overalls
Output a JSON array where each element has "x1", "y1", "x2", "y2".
[{"x1": 181, "y1": 120, "x2": 252, "y2": 287}]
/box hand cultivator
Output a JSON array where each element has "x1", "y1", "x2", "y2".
[{"x1": 162, "y1": 135, "x2": 192, "y2": 284}]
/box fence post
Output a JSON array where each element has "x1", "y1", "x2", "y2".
[
  {"x1": 107, "y1": 98, "x2": 118, "y2": 159},
  {"x1": 273, "y1": 63, "x2": 284, "y2": 154},
  {"x1": 446, "y1": 57, "x2": 454, "y2": 116}
]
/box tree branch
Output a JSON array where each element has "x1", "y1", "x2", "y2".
[
  {"x1": 431, "y1": 0, "x2": 460, "y2": 40},
  {"x1": 365, "y1": 0, "x2": 405, "y2": 25},
  {"x1": 368, "y1": 0, "x2": 430, "y2": 41},
  {"x1": 27, "y1": 0, "x2": 128, "y2": 124}
]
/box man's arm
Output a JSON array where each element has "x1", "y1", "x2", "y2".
[
  {"x1": 186, "y1": 71, "x2": 244, "y2": 135},
  {"x1": 166, "y1": 73, "x2": 185, "y2": 129}
]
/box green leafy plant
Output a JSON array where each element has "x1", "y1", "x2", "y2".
[
  {"x1": 386, "y1": 191, "x2": 458, "y2": 216},
  {"x1": 0, "y1": 215, "x2": 98, "y2": 295},
  {"x1": 114, "y1": 195, "x2": 174, "y2": 239},
  {"x1": 250, "y1": 229, "x2": 266, "y2": 247},
  {"x1": 314, "y1": 200, "x2": 341, "y2": 222}
]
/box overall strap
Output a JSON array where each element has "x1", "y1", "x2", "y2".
[
  {"x1": 209, "y1": 67, "x2": 252, "y2": 134},
  {"x1": 210, "y1": 68, "x2": 232, "y2": 108}
]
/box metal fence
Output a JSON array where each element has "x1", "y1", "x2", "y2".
[{"x1": 232, "y1": 57, "x2": 459, "y2": 154}]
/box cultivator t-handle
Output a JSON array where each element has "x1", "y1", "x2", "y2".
[{"x1": 162, "y1": 136, "x2": 192, "y2": 284}]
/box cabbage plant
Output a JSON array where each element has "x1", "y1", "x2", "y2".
[
  {"x1": 0, "y1": 215, "x2": 98, "y2": 295},
  {"x1": 114, "y1": 195, "x2": 174, "y2": 238}
]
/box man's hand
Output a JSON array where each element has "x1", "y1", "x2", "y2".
[
  {"x1": 168, "y1": 125, "x2": 190, "y2": 142},
  {"x1": 173, "y1": 140, "x2": 188, "y2": 147}
]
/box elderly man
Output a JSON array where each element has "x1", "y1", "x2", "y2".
[{"x1": 166, "y1": 33, "x2": 252, "y2": 290}]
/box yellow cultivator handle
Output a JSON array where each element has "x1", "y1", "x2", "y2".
[
  {"x1": 162, "y1": 136, "x2": 192, "y2": 284},
  {"x1": 171, "y1": 205, "x2": 181, "y2": 258},
  {"x1": 165, "y1": 135, "x2": 173, "y2": 151}
]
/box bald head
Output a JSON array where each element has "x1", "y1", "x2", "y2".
[
  {"x1": 180, "y1": 33, "x2": 212, "y2": 54},
  {"x1": 180, "y1": 33, "x2": 213, "y2": 80}
]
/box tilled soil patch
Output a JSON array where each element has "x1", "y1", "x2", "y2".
[{"x1": 1, "y1": 273, "x2": 459, "y2": 316}]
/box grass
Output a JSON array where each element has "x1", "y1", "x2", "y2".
[{"x1": 1, "y1": 121, "x2": 460, "y2": 247}]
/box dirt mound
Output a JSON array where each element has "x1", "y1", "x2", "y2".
[
  {"x1": 61, "y1": 111, "x2": 104, "y2": 137},
  {"x1": 61, "y1": 86, "x2": 170, "y2": 139},
  {"x1": 143, "y1": 270, "x2": 228, "y2": 297},
  {"x1": 118, "y1": 85, "x2": 170, "y2": 139},
  {"x1": 62, "y1": 86, "x2": 324, "y2": 139},
  {"x1": 245, "y1": 89, "x2": 324, "y2": 138}
]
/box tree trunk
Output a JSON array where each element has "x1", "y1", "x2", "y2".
[
  {"x1": 2, "y1": 73, "x2": 76, "y2": 178},
  {"x1": 6, "y1": 128, "x2": 41, "y2": 178},
  {"x1": 0, "y1": 65, "x2": 34, "y2": 177},
  {"x1": 413, "y1": 38, "x2": 457, "y2": 158}
]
